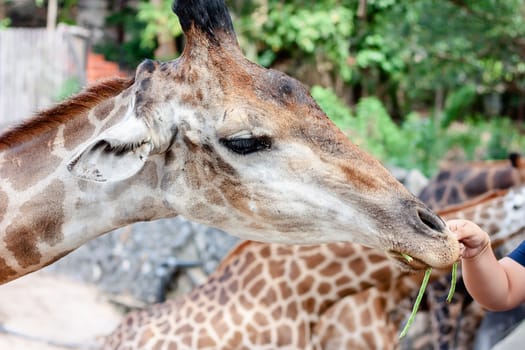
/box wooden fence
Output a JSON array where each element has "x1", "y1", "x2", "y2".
[{"x1": 0, "y1": 24, "x2": 90, "y2": 130}]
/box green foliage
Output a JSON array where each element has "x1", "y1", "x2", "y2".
[
  {"x1": 95, "y1": 0, "x2": 184, "y2": 67},
  {"x1": 441, "y1": 85, "x2": 477, "y2": 128},
  {"x1": 236, "y1": 0, "x2": 354, "y2": 80},
  {"x1": 312, "y1": 85, "x2": 525, "y2": 176},
  {"x1": 54, "y1": 77, "x2": 82, "y2": 102},
  {"x1": 94, "y1": 5, "x2": 155, "y2": 69},
  {"x1": 369, "y1": 0, "x2": 525, "y2": 100},
  {"x1": 57, "y1": 0, "x2": 78, "y2": 25},
  {"x1": 0, "y1": 18, "x2": 10, "y2": 29},
  {"x1": 78, "y1": 0, "x2": 525, "y2": 176},
  {"x1": 136, "y1": 0, "x2": 182, "y2": 51},
  {"x1": 312, "y1": 86, "x2": 408, "y2": 165},
  {"x1": 33, "y1": 0, "x2": 77, "y2": 24},
  {"x1": 470, "y1": 117, "x2": 523, "y2": 160},
  {"x1": 310, "y1": 85, "x2": 353, "y2": 128}
]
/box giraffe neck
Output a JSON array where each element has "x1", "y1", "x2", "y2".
[
  {"x1": 199, "y1": 242, "x2": 405, "y2": 318},
  {"x1": 439, "y1": 186, "x2": 525, "y2": 244},
  {"x1": 0, "y1": 78, "x2": 174, "y2": 283},
  {"x1": 105, "y1": 185, "x2": 525, "y2": 349},
  {"x1": 419, "y1": 158, "x2": 525, "y2": 210}
]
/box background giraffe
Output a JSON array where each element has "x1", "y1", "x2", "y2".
[
  {"x1": 102, "y1": 184, "x2": 525, "y2": 350},
  {"x1": 418, "y1": 153, "x2": 525, "y2": 210},
  {"x1": 0, "y1": 0, "x2": 460, "y2": 284},
  {"x1": 412, "y1": 155, "x2": 525, "y2": 349}
]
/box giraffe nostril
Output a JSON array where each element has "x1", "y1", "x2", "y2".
[{"x1": 417, "y1": 207, "x2": 445, "y2": 233}]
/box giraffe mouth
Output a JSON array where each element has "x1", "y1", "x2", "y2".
[{"x1": 388, "y1": 251, "x2": 429, "y2": 270}]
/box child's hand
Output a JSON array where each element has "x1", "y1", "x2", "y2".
[{"x1": 447, "y1": 219, "x2": 490, "y2": 259}]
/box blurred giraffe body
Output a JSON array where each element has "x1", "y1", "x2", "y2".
[
  {"x1": 419, "y1": 153, "x2": 525, "y2": 210},
  {"x1": 414, "y1": 155, "x2": 525, "y2": 349},
  {"x1": 103, "y1": 185, "x2": 525, "y2": 350}
]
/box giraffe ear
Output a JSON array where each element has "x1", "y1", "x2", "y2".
[{"x1": 67, "y1": 117, "x2": 153, "y2": 182}]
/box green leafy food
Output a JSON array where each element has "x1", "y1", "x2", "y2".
[
  {"x1": 446, "y1": 261, "x2": 458, "y2": 303},
  {"x1": 399, "y1": 267, "x2": 432, "y2": 339},
  {"x1": 399, "y1": 259, "x2": 460, "y2": 338},
  {"x1": 401, "y1": 253, "x2": 414, "y2": 263}
]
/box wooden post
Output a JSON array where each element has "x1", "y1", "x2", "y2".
[
  {"x1": 0, "y1": 1, "x2": 6, "y2": 20},
  {"x1": 151, "y1": 0, "x2": 177, "y2": 60},
  {"x1": 47, "y1": 0, "x2": 58, "y2": 31}
]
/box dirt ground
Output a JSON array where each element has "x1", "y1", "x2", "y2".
[{"x1": 0, "y1": 271, "x2": 123, "y2": 350}]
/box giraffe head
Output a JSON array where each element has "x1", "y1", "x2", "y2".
[{"x1": 67, "y1": 0, "x2": 459, "y2": 268}]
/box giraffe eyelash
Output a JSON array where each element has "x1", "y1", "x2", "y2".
[
  {"x1": 220, "y1": 136, "x2": 272, "y2": 155},
  {"x1": 93, "y1": 140, "x2": 146, "y2": 155}
]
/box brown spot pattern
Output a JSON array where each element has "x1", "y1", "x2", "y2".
[
  {"x1": 100, "y1": 104, "x2": 128, "y2": 132},
  {"x1": 320, "y1": 261, "x2": 343, "y2": 277},
  {"x1": 304, "y1": 252, "x2": 324, "y2": 268},
  {"x1": 197, "y1": 333, "x2": 216, "y2": 348},
  {"x1": 318, "y1": 282, "x2": 331, "y2": 295},
  {"x1": 286, "y1": 302, "x2": 298, "y2": 319},
  {"x1": 276, "y1": 325, "x2": 293, "y2": 346},
  {"x1": 4, "y1": 180, "x2": 65, "y2": 268},
  {"x1": 0, "y1": 189, "x2": 7, "y2": 222},
  {"x1": 370, "y1": 266, "x2": 391, "y2": 281},
  {"x1": 160, "y1": 171, "x2": 177, "y2": 192},
  {"x1": 254, "y1": 311, "x2": 269, "y2": 326},
  {"x1": 63, "y1": 109, "x2": 96, "y2": 151},
  {"x1": 248, "y1": 279, "x2": 265, "y2": 297},
  {"x1": 0, "y1": 128, "x2": 61, "y2": 191},
  {"x1": 229, "y1": 304, "x2": 242, "y2": 325},
  {"x1": 228, "y1": 331, "x2": 243, "y2": 348},
  {"x1": 279, "y1": 281, "x2": 293, "y2": 299},
  {"x1": 138, "y1": 161, "x2": 159, "y2": 189},
  {"x1": 113, "y1": 196, "x2": 159, "y2": 227},
  {"x1": 0, "y1": 256, "x2": 17, "y2": 283},
  {"x1": 138, "y1": 329, "x2": 155, "y2": 347},
  {"x1": 349, "y1": 257, "x2": 366, "y2": 275},
  {"x1": 297, "y1": 275, "x2": 314, "y2": 295}
]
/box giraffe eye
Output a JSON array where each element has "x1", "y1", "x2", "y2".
[{"x1": 220, "y1": 136, "x2": 272, "y2": 155}]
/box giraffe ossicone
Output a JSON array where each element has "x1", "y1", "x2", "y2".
[{"x1": 0, "y1": 0, "x2": 458, "y2": 284}]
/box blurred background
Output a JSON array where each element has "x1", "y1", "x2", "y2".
[
  {"x1": 1, "y1": 1, "x2": 525, "y2": 349},
  {"x1": 3, "y1": 0, "x2": 525, "y2": 175}
]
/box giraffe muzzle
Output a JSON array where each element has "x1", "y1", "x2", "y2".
[
  {"x1": 386, "y1": 202, "x2": 461, "y2": 269},
  {"x1": 416, "y1": 207, "x2": 446, "y2": 235}
]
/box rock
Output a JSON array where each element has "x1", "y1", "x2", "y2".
[
  {"x1": 388, "y1": 165, "x2": 429, "y2": 196},
  {"x1": 405, "y1": 169, "x2": 429, "y2": 197},
  {"x1": 46, "y1": 217, "x2": 239, "y2": 306},
  {"x1": 0, "y1": 270, "x2": 121, "y2": 350}
]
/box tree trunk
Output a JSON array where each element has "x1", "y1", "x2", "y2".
[
  {"x1": 0, "y1": 1, "x2": 6, "y2": 20},
  {"x1": 46, "y1": 0, "x2": 57, "y2": 31},
  {"x1": 76, "y1": 0, "x2": 108, "y2": 44},
  {"x1": 434, "y1": 87, "x2": 444, "y2": 123},
  {"x1": 151, "y1": 0, "x2": 177, "y2": 60}
]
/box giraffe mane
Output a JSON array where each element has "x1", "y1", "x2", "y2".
[
  {"x1": 439, "y1": 158, "x2": 511, "y2": 170},
  {"x1": 437, "y1": 189, "x2": 508, "y2": 216},
  {"x1": 214, "y1": 240, "x2": 257, "y2": 272},
  {"x1": 0, "y1": 77, "x2": 134, "y2": 151}
]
